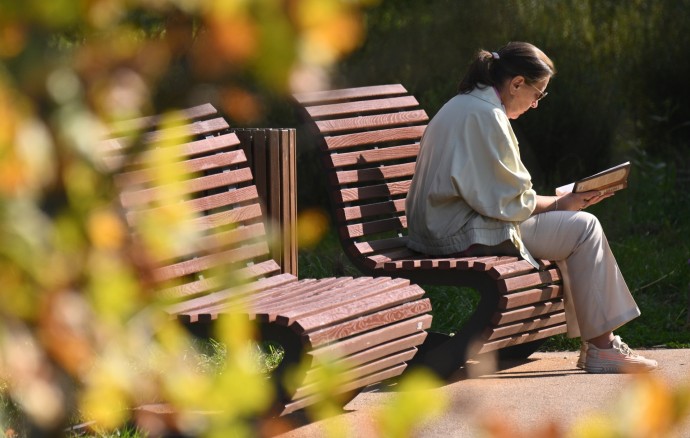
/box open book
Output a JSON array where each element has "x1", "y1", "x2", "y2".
[{"x1": 555, "y1": 161, "x2": 631, "y2": 196}]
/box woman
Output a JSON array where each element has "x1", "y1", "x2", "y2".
[{"x1": 406, "y1": 41, "x2": 657, "y2": 373}]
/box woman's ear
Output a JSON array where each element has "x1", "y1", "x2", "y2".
[{"x1": 510, "y1": 76, "x2": 525, "y2": 94}]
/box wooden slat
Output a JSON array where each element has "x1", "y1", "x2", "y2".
[
  {"x1": 281, "y1": 364, "x2": 407, "y2": 415},
  {"x1": 477, "y1": 323, "x2": 568, "y2": 355},
  {"x1": 158, "y1": 259, "x2": 282, "y2": 300},
  {"x1": 291, "y1": 348, "x2": 418, "y2": 400},
  {"x1": 153, "y1": 240, "x2": 271, "y2": 282},
  {"x1": 271, "y1": 278, "x2": 412, "y2": 326},
  {"x1": 338, "y1": 180, "x2": 411, "y2": 204},
  {"x1": 193, "y1": 221, "x2": 268, "y2": 256},
  {"x1": 143, "y1": 117, "x2": 230, "y2": 143},
  {"x1": 306, "y1": 96, "x2": 420, "y2": 119},
  {"x1": 365, "y1": 247, "x2": 419, "y2": 266},
  {"x1": 325, "y1": 126, "x2": 426, "y2": 150},
  {"x1": 345, "y1": 216, "x2": 407, "y2": 239},
  {"x1": 326, "y1": 348, "x2": 420, "y2": 385},
  {"x1": 472, "y1": 256, "x2": 521, "y2": 272},
  {"x1": 339, "y1": 199, "x2": 406, "y2": 222},
  {"x1": 315, "y1": 110, "x2": 428, "y2": 134},
  {"x1": 498, "y1": 268, "x2": 562, "y2": 294},
  {"x1": 485, "y1": 312, "x2": 567, "y2": 340},
  {"x1": 252, "y1": 277, "x2": 367, "y2": 323},
  {"x1": 489, "y1": 259, "x2": 540, "y2": 279},
  {"x1": 192, "y1": 278, "x2": 341, "y2": 321},
  {"x1": 103, "y1": 117, "x2": 231, "y2": 153},
  {"x1": 309, "y1": 318, "x2": 430, "y2": 363},
  {"x1": 352, "y1": 236, "x2": 409, "y2": 255},
  {"x1": 329, "y1": 143, "x2": 420, "y2": 168},
  {"x1": 305, "y1": 298, "x2": 432, "y2": 346},
  {"x1": 188, "y1": 203, "x2": 264, "y2": 234},
  {"x1": 143, "y1": 220, "x2": 267, "y2": 263},
  {"x1": 181, "y1": 133, "x2": 242, "y2": 157},
  {"x1": 181, "y1": 185, "x2": 259, "y2": 215},
  {"x1": 500, "y1": 285, "x2": 563, "y2": 309},
  {"x1": 289, "y1": 285, "x2": 425, "y2": 331},
  {"x1": 334, "y1": 162, "x2": 416, "y2": 185},
  {"x1": 115, "y1": 150, "x2": 247, "y2": 188},
  {"x1": 169, "y1": 273, "x2": 298, "y2": 318},
  {"x1": 490, "y1": 300, "x2": 565, "y2": 325},
  {"x1": 293, "y1": 84, "x2": 408, "y2": 106},
  {"x1": 106, "y1": 133, "x2": 242, "y2": 171},
  {"x1": 280, "y1": 129, "x2": 298, "y2": 276},
  {"x1": 108, "y1": 103, "x2": 218, "y2": 135},
  {"x1": 305, "y1": 329, "x2": 428, "y2": 382},
  {"x1": 119, "y1": 167, "x2": 254, "y2": 208}
]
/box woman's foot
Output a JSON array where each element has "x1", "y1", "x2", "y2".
[{"x1": 585, "y1": 335, "x2": 658, "y2": 373}]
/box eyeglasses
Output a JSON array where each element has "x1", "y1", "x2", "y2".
[{"x1": 526, "y1": 82, "x2": 548, "y2": 102}]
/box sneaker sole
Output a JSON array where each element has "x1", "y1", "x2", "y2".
[{"x1": 585, "y1": 364, "x2": 657, "y2": 374}]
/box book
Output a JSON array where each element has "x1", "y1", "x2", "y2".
[{"x1": 555, "y1": 161, "x2": 631, "y2": 196}]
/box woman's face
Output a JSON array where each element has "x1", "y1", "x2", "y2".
[{"x1": 502, "y1": 76, "x2": 550, "y2": 119}]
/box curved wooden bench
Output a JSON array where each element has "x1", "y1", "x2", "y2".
[
  {"x1": 293, "y1": 85, "x2": 567, "y2": 379},
  {"x1": 103, "y1": 104, "x2": 432, "y2": 416}
]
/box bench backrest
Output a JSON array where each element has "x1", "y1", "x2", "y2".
[
  {"x1": 102, "y1": 105, "x2": 284, "y2": 303},
  {"x1": 294, "y1": 85, "x2": 430, "y2": 273}
]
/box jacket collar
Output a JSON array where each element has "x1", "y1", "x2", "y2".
[{"x1": 469, "y1": 85, "x2": 505, "y2": 113}]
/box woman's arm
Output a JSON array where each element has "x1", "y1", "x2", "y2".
[{"x1": 533, "y1": 191, "x2": 614, "y2": 214}]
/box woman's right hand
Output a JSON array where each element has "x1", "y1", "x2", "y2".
[{"x1": 559, "y1": 190, "x2": 613, "y2": 211}]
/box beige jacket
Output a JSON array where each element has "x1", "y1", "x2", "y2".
[{"x1": 406, "y1": 86, "x2": 539, "y2": 267}]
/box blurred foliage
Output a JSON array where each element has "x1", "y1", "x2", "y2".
[
  {"x1": 2, "y1": 0, "x2": 690, "y2": 436},
  {"x1": 295, "y1": 0, "x2": 690, "y2": 349},
  {"x1": 0, "y1": 0, "x2": 448, "y2": 436}
]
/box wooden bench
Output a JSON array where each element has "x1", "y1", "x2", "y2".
[
  {"x1": 102, "y1": 104, "x2": 432, "y2": 416},
  {"x1": 293, "y1": 84, "x2": 568, "y2": 379}
]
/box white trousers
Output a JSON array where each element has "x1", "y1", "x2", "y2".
[{"x1": 519, "y1": 211, "x2": 640, "y2": 340}]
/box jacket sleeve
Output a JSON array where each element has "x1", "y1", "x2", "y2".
[{"x1": 451, "y1": 109, "x2": 536, "y2": 222}]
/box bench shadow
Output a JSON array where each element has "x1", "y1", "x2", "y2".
[{"x1": 369, "y1": 353, "x2": 582, "y2": 394}]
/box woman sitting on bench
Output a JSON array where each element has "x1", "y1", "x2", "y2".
[{"x1": 405, "y1": 41, "x2": 657, "y2": 374}]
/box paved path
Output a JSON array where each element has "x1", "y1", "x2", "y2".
[{"x1": 273, "y1": 349, "x2": 690, "y2": 437}]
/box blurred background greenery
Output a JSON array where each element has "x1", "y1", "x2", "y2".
[
  {"x1": 287, "y1": 0, "x2": 690, "y2": 352},
  {"x1": 1, "y1": 0, "x2": 690, "y2": 436}
]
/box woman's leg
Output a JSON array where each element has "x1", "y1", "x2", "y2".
[{"x1": 518, "y1": 211, "x2": 640, "y2": 341}]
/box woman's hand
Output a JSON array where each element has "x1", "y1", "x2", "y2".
[{"x1": 558, "y1": 190, "x2": 613, "y2": 211}]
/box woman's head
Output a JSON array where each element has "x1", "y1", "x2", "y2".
[{"x1": 458, "y1": 41, "x2": 556, "y2": 119}]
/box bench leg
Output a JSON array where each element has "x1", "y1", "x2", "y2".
[
  {"x1": 258, "y1": 323, "x2": 362, "y2": 416},
  {"x1": 408, "y1": 282, "x2": 500, "y2": 380}
]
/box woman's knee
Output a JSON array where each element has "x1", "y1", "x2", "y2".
[{"x1": 573, "y1": 211, "x2": 603, "y2": 242}]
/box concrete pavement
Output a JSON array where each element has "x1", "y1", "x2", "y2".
[{"x1": 273, "y1": 348, "x2": 690, "y2": 437}]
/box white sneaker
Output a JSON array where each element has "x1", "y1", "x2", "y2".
[
  {"x1": 585, "y1": 336, "x2": 658, "y2": 374},
  {"x1": 576, "y1": 341, "x2": 587, "y2": 369}
]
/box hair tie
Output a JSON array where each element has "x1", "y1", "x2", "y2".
[{"x1": 491, "y1": 52, "x2": 500, "y2": 60}]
